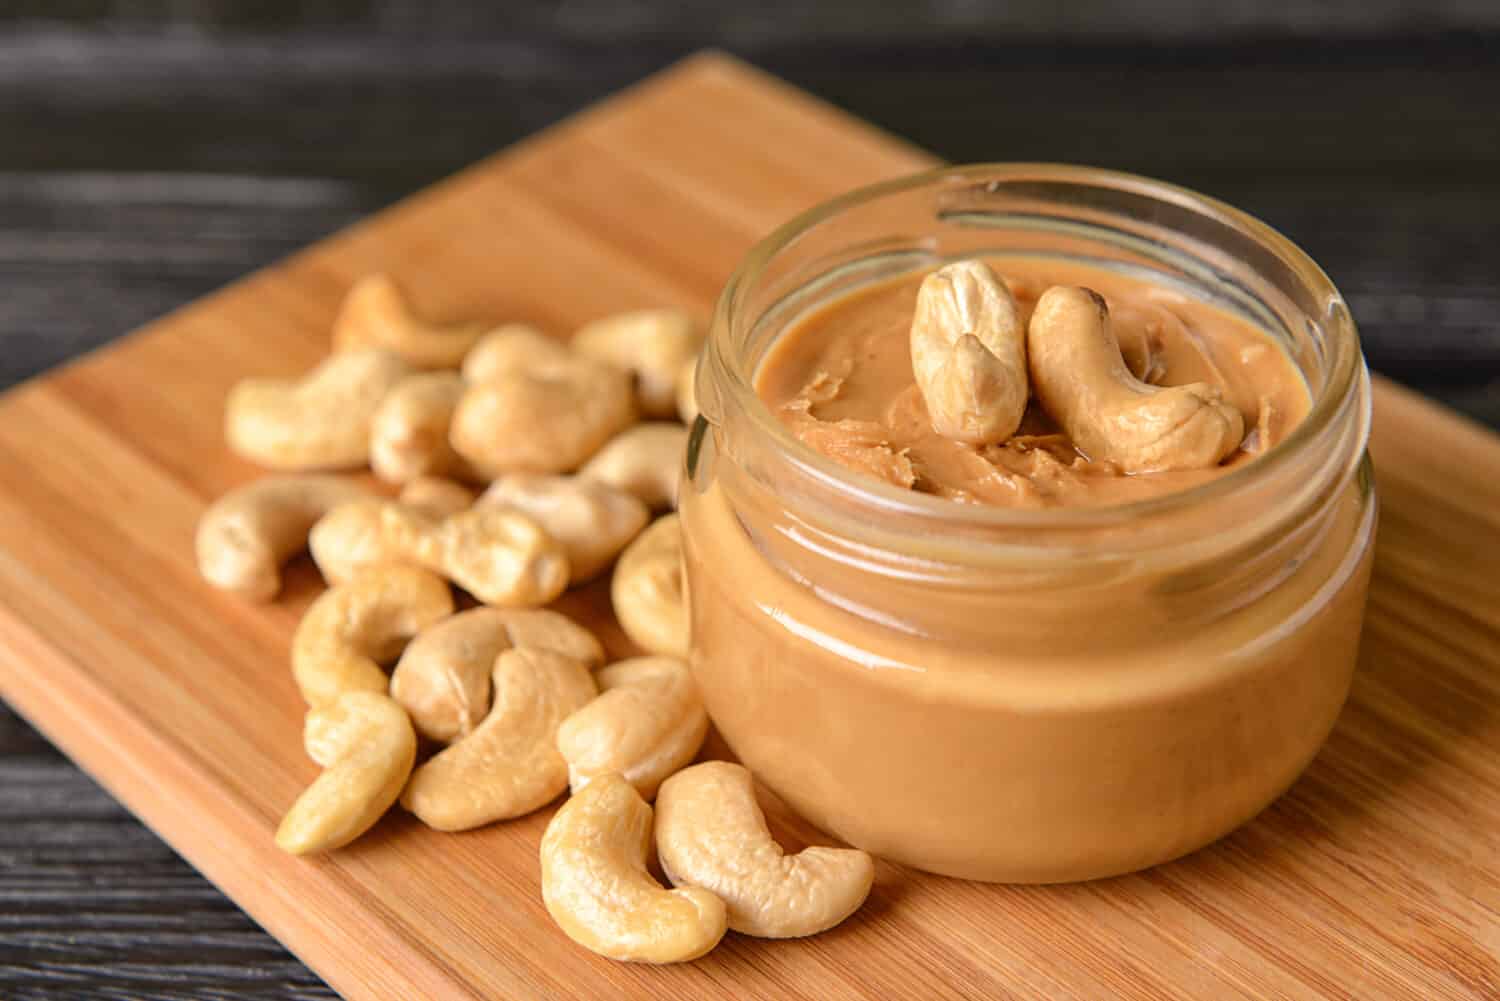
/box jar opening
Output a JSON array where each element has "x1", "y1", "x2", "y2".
[{"x1": 700, "y1": 163, "x2": 1369, "y2": 550}]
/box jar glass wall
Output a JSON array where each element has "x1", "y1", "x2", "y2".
[{"x1": 680, "y1": 164, "x2": 1376, "y2": 883}]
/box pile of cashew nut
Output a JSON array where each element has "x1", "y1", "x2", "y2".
[
  {"x1": 197, "y1": 273, "x2": 875, "y2": 964},
  {"x1": 911, "y1": 261, "x2": 1245, "y2": 470}
]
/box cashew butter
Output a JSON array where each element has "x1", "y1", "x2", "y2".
[{"x1": 680, "y1": 166, "x2": 1376, "y2": 883}]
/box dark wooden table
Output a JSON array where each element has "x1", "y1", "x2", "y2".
[{"x1": 2, "y1": 8, "x2": 1497, "y2": 998}]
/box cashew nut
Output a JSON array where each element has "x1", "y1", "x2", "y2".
[
  {"x1": 450, "y1": 359, "x2": 636, "y2": 477},
  {"x1": 390, "y1": 606, "x2": 603, "y2": 743},
  {"x1": 310, "y1": 498, "x2": 569, "y2": 607},
  {"x1": 369, "y1": 371, "x2": 475, "y2": 483},
  {"x1": 331, "y1": 273, "x2": 485, "y2": 370},
  {"x1": 540, "y1": 773, "x2": 727, "y2": 963},
  {"x1": 1027, "y1": 285, "x2": 1246, "y2": 472},
  {"x1": 226, "y1": 349, "x2": 411, "y2": 470},
  {"x1": 909, "y1": 260, "x2": 1028, "y2": 445},
  {"x1": 558, "y1": 656, "x2": 708, "y2": 800},
  {"x1": 578, "y1": 423, "x2": 688, "y2": 511},
  {"x1": 572, "y1": 309, "x2": 703, "y2": 419},
  {"x1": 275, "y1": 691, "x2": 416, "y2": 854},
  {"x1": 655, "y1": 761, "x2": 874, "y2": 938},
  {"x1": 676, "y1": 355, "x2": 699, "y2": 425},
  {"x1": 291, "y1": 565, "x2": 453, "y2": 707},
  {"x1": 397, "y1": 476, "x2": 477, "y2": 520},
  {"x1": 480, "y1": 474, "x2": 648, "y2": 583},
  {"x1": 611, "y1": 514, "x2": 688, "y2": 658},
  {"x1": 196, "y1": 475, "x2": 368, "y2": 601},
  {"x1": 460, "y1": 323, "x2": 573, "y2": 383},
  {"x1": 402, "y1": 648, "x2": 597, "y2": 831}
]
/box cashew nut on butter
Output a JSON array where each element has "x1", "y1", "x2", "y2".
[
  {"x1": 402, "y1": 648, "x2": 597, "y2": 831},
  {"x1": 541, "y1": 773, "x2": 727, "y2": 963},
  {"x1": 612, "y1": 514, "x2": 688, "y2": 658},
  {"x1": 460, "y1": 323, "x2": 573, "y2": 383},
  {"x1": 579, "y1": 423, "x2": 688, "y2": 510},
  {"x1": 275, "y1": 691, "x2": 416, "y2": 855},
  {"x1": 390, "y1": 606, "x2": 603, "y2": 743},
  {"x1": 369, "y1": 371, "x2": 474, "y2": 483},
  {"x1": 196, "y1": 474, "x2": 368, "y2": 601},
  {"x1": 450, "y1": 358, "x2": 636, "y2": 477},
  {"x1": 910, "y1": 260, "x2": 1029, "y2": 445},
  {"x1": 397, "y1": 476, "x2": 477, "y2": 520},
  {"x1": 310, "y1": 497, "x2": 569, "y2": 607},
  {"x1": 1027, "y1": 285, "x2": 1246, "y2": 472},
  {"x1": 480, "y1": 474, "x2": 648, "y2": 582},
  {"x1": 655, "y1": 761, "x2": 875, "y2": 938},
  {"x1": 331, "y1": 273, "x2": 486, "y2": 369},
  {"x1": 572, "y1": 309, "x2": 704, "y2": 419},
  {"x1": 225, "y1": 349, "x2": 411, "y2": 470},
  {"x1": 291, "y1": 564, "x2": 453, "y2": 707},
  {"x1": 557, "y1": 656, "x2": 708, "y2": 800}
]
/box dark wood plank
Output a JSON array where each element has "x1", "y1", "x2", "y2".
[
  {"x1": 2, "y1": 28, "x2": 1496, "y2": 411},
  {"x1": 6, "y1": 1, "x2": 1500, "y2": 39}
]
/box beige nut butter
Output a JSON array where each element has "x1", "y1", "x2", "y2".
[
  {"x1": 680, "y1": 167, "x2": 1376, "y2": 884},
  {"x1": 761, "y1": 260, "x2": 1307, "y2": 508}
]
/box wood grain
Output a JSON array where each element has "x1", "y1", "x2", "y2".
[
  {"x1": 0, "y1": 52, "x2": 1496, "y2": 1000},
  {"x1": 9, "y1": 4, "x2": 1500, "y2": 43}
]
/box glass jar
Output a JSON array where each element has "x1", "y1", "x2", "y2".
[{"x1": 680, "y1": 164, "x2": 1376, "y2": 884}]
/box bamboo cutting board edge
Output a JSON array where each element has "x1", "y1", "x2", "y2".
[
  {"x1": 0, "y1": 51, "x2": 1496, "y2": 1001},
  {"x1": 0, "y1": 606, "x2": 483, "y2": 999}
]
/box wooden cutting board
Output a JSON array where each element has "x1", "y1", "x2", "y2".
[{"x1": 0, "y1": 52, "x2": 1496, "y2": 1001}]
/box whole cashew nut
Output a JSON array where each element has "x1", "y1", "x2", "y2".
[
  {"x1": 540, "y1": 773, "x2": 727, "y2": 963},
  {"x1": 655, "y1": 761, "x2": 875, "y2": 938},
  {"x1": 578, "y1": 423, "x2": 688, "y2": 511},
  {"x1": 310, "y1": 498, "x2": 569, "y2": 607},
  {"x1": 910, "y1": 260, "x2": 1029, "y2": 445},
  {"x1": 369, "y1": 371, "x2": 475, "y2": 484},
  {"x1": 275, "y1": 691, "x2": 416, "y2": 854},
  {"x1": 572, "y1": 309, "x2": 704, "y2": 419},
  {"x1": 401, "y1": 648, "x2": 597, "y2": 831},
  {"x1": 397, "y1": 476, "x2": 477, "y2": 520},
  {"x1": 461, "y1": 324, "x2": 573, "y2": 383},
  {"x1": 480, "y1": 474, "x2": 648, "y2": 583},
  {"x1": 612, "y1": 514, "x2": 688, "y2": 658},
  {"x1": 196, "y1": 474, "x2": 368, "y2": 601},
  {"x1": 1027, "y1": 285, "x2": 1246, "y2": 472},
  {"x1": 676, "y1": 355, "x2": 699, "y2": 426},
  {"x1": 291, "y1": 564, "x2": 453, "y2": 707},
  {"x1": 226, "y1": 349, "x2": 411, "y2": 470},
  {"x1": 558, "y1": 656, "x2": 708, "y2": 800},
  {"x1": 331, "y1": 274, "x2": 486, "y2": 370},
  {"x1": 390, "y1": 606, "x2": 603, "y2": 743},
  {"x1": 450, "y1": 359, "x2": 636, "y2": 477}
]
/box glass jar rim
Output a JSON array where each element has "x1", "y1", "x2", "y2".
[{"x1": 706, "y1": 162, "x2": 1365, "y2": 530}]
